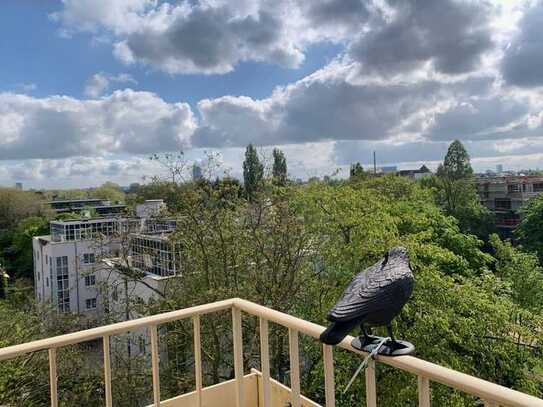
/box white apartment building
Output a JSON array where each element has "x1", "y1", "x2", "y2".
[
  {"x1": 33, "y1": 202, "x2": 178, "y2": 319},
  {"x1": 33, "y1": 217, "x2": 122, "y2": 316}
]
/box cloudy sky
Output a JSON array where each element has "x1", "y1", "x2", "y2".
[{"x1": 2, "y1": 0, "x2": 543, "y2": 188}]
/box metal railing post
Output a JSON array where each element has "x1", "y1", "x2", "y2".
[
  {"x1": 232, "y1": 307, "x2": 244, "y2": 407},
  {"x1": 259, "y1": 317, "x2": 271, "y2": 407},
  {"x1": 150, "y1": 325, "x2": 161, "y2": 407},
  {"x1": 193, "y1": 315, "x2": 203, "y2": 407},
  {"x1": 365, "y1": 359, "x2": 377, "y2": 407},
  {"x1": 418, "y1": 376, "x2": 430, "y2": 407},
  {"x1": 103, "y1": 335, "x2": 112, "y2": 407},
  {"x1": 48, "y1": 348, "x2": 58, "y2": 407},
  {"x1": 289, "y1": 328, "x2": 301, "y2": 407},
  {"x1": 323, "y1": 344, "x2": 336, "y2": 407}
]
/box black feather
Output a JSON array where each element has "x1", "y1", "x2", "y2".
[{"x1": 320, "y1": 246, "x2": 414, "y2": 344}]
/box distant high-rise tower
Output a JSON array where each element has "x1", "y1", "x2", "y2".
[
  {"x1": 192, "y1": 164, "x2": 203, "y2": 181},
  {"x1": 496, "y1": 164, "x2": 503, "y2": 173},
  {"x1": 15, "y1": 182, "x2": 23, "y2": 190}
]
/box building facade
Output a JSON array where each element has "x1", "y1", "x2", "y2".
[
  {"x1": 33, "y1": 218, "x2": 122, "y2": 316},
  {"x1": 33, "y1": 208, "x2": 178, "y2": 319},
  {"x1": 476, "y1": 175, "x2": 543, "y2": 236},
  {"x1": 397, "y1": 165, "x2": 432, "y2": 180},
  {"x1": 47, "y1": 198, "x2": 127, "y2": 216}
]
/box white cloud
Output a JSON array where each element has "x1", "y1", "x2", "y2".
[
  {"x1": 0, "y1": 156, "x2": 164, "y2": 189},
  {"x1": 84, "y1": 73, "x2": 109, "y2": 98},
  {"x1": 84, "y1": 72, "x2": 137, "y2": 98},
  {"x1": 193, "y1": 61, "x2": 522, "y2": 148},
  {"x1": 6, "y1": 0, "x2": 542, "y2": 187},
  {"x1": 50, "y1": 0, "x2": 156, "y2": 36},
  {"x1": 0, "y1": 90, "x2": 195, "y2": 159},
  {"x1": 52, "y1": 0, "x2": 370, "y2": 74},
  {"x1": 501, "y1": 1, "x2": 543, "y2": 87}
]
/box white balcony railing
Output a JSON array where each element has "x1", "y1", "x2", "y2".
[{"x1": 0, "y1": 298, "x2": 542, "y2": 407}]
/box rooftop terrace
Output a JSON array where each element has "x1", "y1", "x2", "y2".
[{"x1": 0, "y1": 298, "x2": 541, "y2": 407}]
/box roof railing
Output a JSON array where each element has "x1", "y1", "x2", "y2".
[{"x1": 0, "y1": 298, "x2": 542, "y2": 407}]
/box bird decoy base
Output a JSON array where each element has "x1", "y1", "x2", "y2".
[{"x1": 351, "y1": 335, "x2": 415, "y2": 356}]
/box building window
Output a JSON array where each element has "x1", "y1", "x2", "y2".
[
  {"x1": 85, "y1": 274, "x2": 96, "y2": 287},
  {"x1": 46, "y1": 277, "x2": 49, "y2": 287},
  {"x1": 37, "y1": 272, "x2": 40, "y2": 281},
  {"x1": 507, "y1": 184, "x2": 520, "y2": 193},
  {"x1": 534, "y1": 183, "x2": 543, "y2": 192},
  {"x1": 86, "y1": 298, "x2": 97, "y2": 310},
  {"x1": 131, "y1": 235, "x2": 176, "y2": 277},
  {"x1": 45, "y1": 255, "x2": 48, "y2": 265},
  {"x1": 56, "y1": 256, "x2": 70, "y2": 313},
  {"x1": 495, "y1": 198, "x2": 512, "y2": 210},
  {"x1": 82, "y1": 253, "x2": 95, "y2": 264}
]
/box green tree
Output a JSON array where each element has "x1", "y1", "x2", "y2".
[
  {"x1": 349, "y1": 162, "x2": 365, "y2": 180},
  {"x1": 272, "y1": 148, "x2": 288, "y2": 186},
  {"x1": 242, "y1": 144, "x2": 263, "y2": 199},
  {"x1": 516, "y1": 194, "x2": 543, "y2": 258},
  {"x1": 0, "y1": 188, "x2": 45, "y2": 231},
  {"x1": 429, "y1": 140, "x2": 494, "y2": 239},
  {"x1": 5, "y1": 173, "x2": 543, "y2": 406},
  {"x1": 0, "y1": 264, "x2": 6, "y2": 299},
  {"x1": 292, "y1": 176, "x2": 541, "y2": 405},
  {"x1": 92, "y1": 181, "x2": 125, "y2": 203},
  {"x1": 0, "y1": 285, "x2": 106, "y2": 406},
  {"x1": 491, "y1": 233, "x2": 543, "y2": 311},
  {"x1": 437, "y1": 139, "x2": 473, "y2": 181},
  {"x1": 8, "y1": 217, "x2": 49, "y2": 280}
]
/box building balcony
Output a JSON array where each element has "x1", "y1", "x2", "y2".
[
  {"x1": 1, "y1": 298, "x2": 542, "y2": 407},
  {"x1": 496, "y1": 219, "x2": 521, "y2": 228}
]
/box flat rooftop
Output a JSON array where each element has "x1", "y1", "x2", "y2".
[{"x1": 48, "y1": 198, "x2": 103, "y2": 204}]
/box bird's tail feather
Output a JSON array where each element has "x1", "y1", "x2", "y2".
[{"x1": 319, "y1": 319, "x2": 360, "y2": 345}]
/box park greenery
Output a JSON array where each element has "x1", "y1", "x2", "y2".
[{"x1": 1, "y1": 141, "x2": 543, "y2": 406}]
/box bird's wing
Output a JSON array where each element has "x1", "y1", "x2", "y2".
[{"x1": 328, "y1": 263, "x2": 397, "y2": 322}]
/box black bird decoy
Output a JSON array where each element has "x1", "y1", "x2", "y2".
[{"x1": 320, "y1": 246, "x2": 415, "y2": 355}]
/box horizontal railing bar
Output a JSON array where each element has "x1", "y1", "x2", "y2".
[
  {"x1": 232, "y1": 298, "x2": 543, "y2": 407},
  {"x1": 0, "y1": 299, "x2": 234, "y2": 361}
]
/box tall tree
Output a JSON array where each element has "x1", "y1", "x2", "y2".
[
  {"x1": 437, "y1": 139, "x2": 473, "y2": 181},
  {"x1": 272, "y1": 148, "x2": 288, "y2": 186},
  {"x1": 349, "y1": 162, "x2": 365, "y2": 179},
  {"x1": 243, "y1": 144, "x2": 264, "y2": 198},
  {"x1": 0, "y1": 188, "x2": 45, "y2": 231},
  {"x1": 430, "y1": 140, "x2": 494, "y2": 239}
]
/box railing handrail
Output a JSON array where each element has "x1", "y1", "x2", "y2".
[
  {"x1": 0, "y1": 298, "x2": 234, "y2": 361},
  {"x1": 1, "y1": 297, "x2": 542, "y2": 407},
  {"x1": 233, "y1": 299, "x2": 543, "y2": 407}
]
